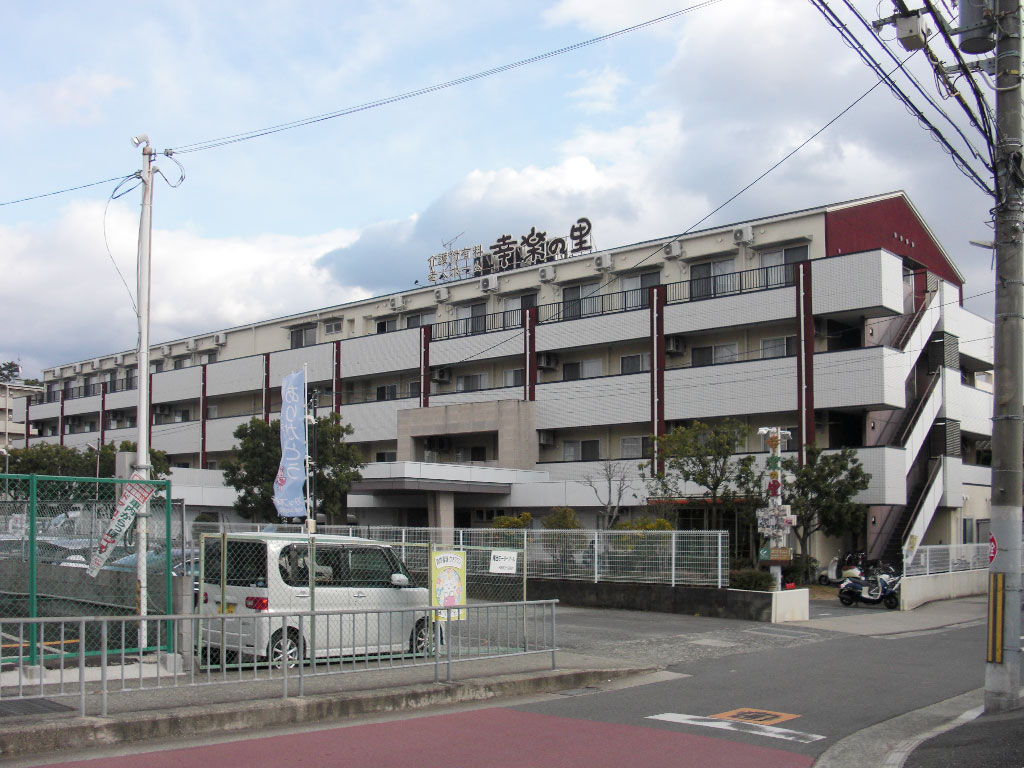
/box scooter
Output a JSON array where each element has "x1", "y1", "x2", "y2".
[
  {"x1": 818, "y1": 553, "x2": 865, "y2": 585},
  {"x1": 838, "y1": 572, "x2": 901, "y2": 609}
]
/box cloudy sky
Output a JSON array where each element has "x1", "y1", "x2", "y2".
[{"x1": 0, "y1": 1, "x2": 997, "y2": 378}]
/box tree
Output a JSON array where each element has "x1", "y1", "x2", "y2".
[
  {"x1": 490, "y1": 512, "x2": 532, "y2": 529},
  {"x1": 5, "y1": 440, "x2": 168, "y2": 479},
  {"x1": 0, "y1": 361, "x2": 20, "y2": 383},
  {"x1": 582, "y1": 459, "x2": 637, "y2": 528},
  {"x1": 542, "y1": 507, "x2": 582, "y2": 529},
  {"x1": 221, "y1": 413, "x2": 364, "y2": 523},
  {"x1": 781, "y1": 446, "x2": 871, "y2": 579},
  {"x1": 646, "y1": 419, "x2": 760, "y2": 531}
]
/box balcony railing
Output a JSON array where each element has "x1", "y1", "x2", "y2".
[
  {"x1": 429, "y1": 264, "x2": 795, "y2": 341},
  {"x1": 37, "y1": 378, "x2": 137, "y2": 404}
]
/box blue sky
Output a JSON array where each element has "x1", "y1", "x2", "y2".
[{"x1": 0, "y1": 1, "x2": 996, "y2": 378}]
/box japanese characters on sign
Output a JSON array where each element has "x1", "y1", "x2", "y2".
[
  {"x1": 757, "y1": 426, "x2": 792, "y2": 547},
  {"x1": 87, "y1": 472, "x2": 158, "y2": 577},
  {"x1": 426, "y1": 217, "x2": 594, "y2": 284},
  {"x1": 274, "y1": 369, "x2": 308, "y2": 519}
]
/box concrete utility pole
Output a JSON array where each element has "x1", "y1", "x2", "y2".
[
  {"x1": 985, "y1": 0, "x2": 1023, "y2": 714},
  {"x1": 133, "y1": 134, "x2": 155, "y2": 630}
]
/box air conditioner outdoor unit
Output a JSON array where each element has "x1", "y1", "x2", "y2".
[
  {"x1": 480, "y1": 275, "x2": 499, "y2": 293},
  {"x1": 389, "y1": 295, "x2": 406, "y2": 312},
  {"x1": 214, "y1": 333, "x2": 227, "y2": 346},
  {"x1": 593, "y1": 254, "x2": 613, "y2": 271},
  {"x1": 72, "y1": 363, "x2": 82, "y2": 374},
  {"x1": 663, "y1": 242, "x2": 684, "y2": 260},
  {"x1": 538, "y1": 266, "x2": 556, "y2": 283},
  {"x1": 185, "y1": 338, "x2": 196, "y2": 351},
  {"x1": 114, "y1": 354, "x2": 125, "y2": 365},
  {"x1": 92, "y1": 359, "x2": 101, "y2": 370},
  {"x1": 161, "y1": 345, "x2": 171, "y2": 357},
  {"x1": 430, "y1": 367, "x2": 451, "y2": 383},
  {"x1": 665, "y1": 336, "x2": 687, "y2": 355},
  {"x1": 434, "y1": 286, "x2": 451, "y2": 303},
  {"x1": 538, "y1": 430, "x2": 555, "y2": 446},
  {"x1": 536, "y1": 352, "x2": 558, "y2": 370},
  {"x1": 732, "y1": 226, "x2": 754, "y2": 245}
]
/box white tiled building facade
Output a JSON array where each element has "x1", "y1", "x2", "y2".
[{"x1": 15, "y1": 192, "x2": 995, "y2": 563}]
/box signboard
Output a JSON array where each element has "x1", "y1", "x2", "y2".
[
  {"x1": 489, "y1": 549, "x2": 518, "y2": 575},
  {"x1": 758, "y1": 547, "x2": 792, "y2": 562},
  {"x1": 430, "y1": 550, "x2": 466, "y2": 621},
  {"x1": 427, "y1": 217, "x2": 594, "y2": 283},
  {"x1": 87, "y1": 472, "x2": 157, "y2": 577},
  {"x1": 989, "y1": 531, "x2": 998, "y2": 564}
]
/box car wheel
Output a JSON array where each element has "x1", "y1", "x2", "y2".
[
  {"x1": 883, "y1": 593, "x2": 899, "y2": 610},
  {"x1": 838, "y1": 590, "x2": 856, "y2": 607},
  {"x1": 410, "y1": 619, "x2": 430, "y2": 654},
  {"x1": 269, "y1": 628, "x2": 302, "y2": 669}
]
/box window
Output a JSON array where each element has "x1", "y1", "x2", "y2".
[
  {"x1": 173, "y1": 358, "x2": 188, "y2": 370},
  {"x1": 407, "y1": 381, "x2": 421, "y2": 399},
  {"x1": 150, "y1": 360, "x2": 164, "y2": 374},
  {"x1": 405, "y1": 312, "x2": 433, "y2": 329},
  {"x1": 563, "y1": 359, "x2": 602, "y2": 381},
  {"x1": 375, "y1": 451, "x2": 397, "y2": 462},
  {"x1": 376, "y1": 384, "x2": 398, "y2": 401},
  {"x1": 126, "y1": 368, "x2": 137, "y2": 390},
  {"x1": 324, "y1": 320, "x2": 343, "y2": 335},
  {"x1": 471, "y1": 445, "x2": 487, "y2": 462},
  {"x1": 83, "y1": 374, "x2": 98, "y2": 397},
  {"x1": 204, "y1": 540, "x2": 267, "y2": 587},
  {"x1": 563, "y1": 439, "x2": 600, "y2": 462},
  {"x1": 562, "y1": 281, "x2": 602, "y2": 319},
  {"x1": 173, "y1": 461, "x2": 190, "y2": 469},
  {"x1": 621, "y1": 271, "x2": 660, "y2": 309},
  {"x1": 173, "y1": 409, "x2": 190, "y2": 423},
  {"x1": 504, "y1": 368, "x2": 524, "y2": 387},
  {"x1": 456, "y1": 302, "x2": 487, "y2": 335},
  {"x1": 691, "y1": 343, "x2": 738, "y2": 367},
  {"x1": 690, "y1": 258, "x2": 736, "y2": 299},
  {"x1": 759, "y1": 244, "x2": 807, "y2": 286},
  {"x1": 376, "y1": 318, "x2": 397, "y2": 334},
  {"x1": 290, "y1": 327, "x2": 316, "y2": 349},
  {"x1": 761, "y1": 337, "x2": 796, "y2": 359},
  {"x1": 206, "y1": 460, "x2": 218, "y2": 470},
  {"x1": 620, "y1": 353, "x2": 651, "y2": 375},
  {"x1": 621, "y1": 436, "x2": 652, "y2": 459},
  {"x1": 350, "y1": 547, "x2": 398, "y2": 588},
  {"x1": 200, "y1": 352, "x2": 217, "y2": 365},
  {"x1": 456, "y1": 372, "x2": 488, "y2": 392},
  {"x1": 503, "y1": 293, "x2": 537, "y2": 327}
]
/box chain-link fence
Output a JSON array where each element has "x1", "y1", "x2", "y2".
[{"x1": 0, "y1": 473, "x2": 174, "y2": 663}]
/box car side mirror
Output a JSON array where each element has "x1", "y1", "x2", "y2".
[{"x1": 390, "y1": 573, "x2": 410, "y2": 587}]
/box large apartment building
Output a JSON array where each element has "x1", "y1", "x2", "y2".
[{"x1": 16, "y1": 192, "x2": 995, "y2": 563}]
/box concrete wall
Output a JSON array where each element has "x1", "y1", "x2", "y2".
[
  {"x1": 526, "y1": 578, "x2": 807, "y2": 623},
  {"x1": 900, "y1": 570, "x2": 988, "y2": 610}
]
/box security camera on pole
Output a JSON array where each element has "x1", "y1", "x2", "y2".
[{"x1": 757, "y1": 427, "x2": 793, "y2": 589}]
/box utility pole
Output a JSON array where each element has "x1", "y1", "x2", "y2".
[
  {"x1": 133, "y1": 134, "x2": 155, "y2": 635},
  {"x1": 985, "y1": 0, "x2": 1022, "y2": 714}
]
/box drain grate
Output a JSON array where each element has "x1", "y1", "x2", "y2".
[{"x1": 0, "y1": 699, "x2": 74, "y2": 717}]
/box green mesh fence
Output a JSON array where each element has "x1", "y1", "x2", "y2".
[{"x1": 0, "y1": 473, "x2": 173, "y2": 662}]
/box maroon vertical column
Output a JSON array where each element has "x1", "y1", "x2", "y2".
[
  {"x1": 333, "y1": 341, "x2": 342, "y2": 414},
  {"x1": 524, "y1": 306, "x2": 537, "y2": 401},
  {"x1": 24, "y1": 399, "x2": 30, "y2": 448},
  {"x1": 100, "y1": 382, "x2": 107, "y2": 448},
  {"x1": 262, "y1": 353, "x2": 271, "y2": 423},
  {"x1": 148, "y1": 372, "x2": 154, "y2": 449},
  {"x1": 420, "y1": 326, "x2": 431, "y2": 408},
  {"x1": 59, "y1": 391, "x2": 65, "y2": 447},
  {"x1": 200, "y1": 364, "x2": 207, "y2": 469},
  {"x1": 795, "y1": 262, "x2": 816, "y2": 466},
  {"x1": 649, "y1": 286, "x2": 666, "y2": 475}
]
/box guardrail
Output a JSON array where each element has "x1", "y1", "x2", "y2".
[{"x1": 0, "y1": 600, "x2": 558, "y2": 717}]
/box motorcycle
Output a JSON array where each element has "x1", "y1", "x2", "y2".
[
  {"x1": 818, "y1": 552, "x2": 866, "y2": 585},
  {"x1": 838, "y1": 572, "x2": 901, "y2": 609}
]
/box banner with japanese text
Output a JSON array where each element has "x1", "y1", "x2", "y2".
[
  {"x1": 87, "y1": 472, "x2": 158, "y2": 577},
  {"x1": 273, "y1": 369, "x2": 308, "y2": 518}
]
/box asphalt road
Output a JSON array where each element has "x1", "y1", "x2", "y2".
[{"x1": 7, "y1": 604, "x2": 987, "y2": 768}]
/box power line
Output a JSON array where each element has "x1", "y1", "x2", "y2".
[{"x1": 0, "y1": 176, "x2": 133, "y2": 208}]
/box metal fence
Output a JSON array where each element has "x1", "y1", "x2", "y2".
[
  {"x1": 0, "y1": 474, "x2": 174, "y2": 660},
  {"x1": 191, "y1": 524, "x2": 729, "y2": 589},
  {"x1": 0, "y1": 601, "x2": 558, "y2": 717},
  {"x1": 903, "y1": 543, "x2": 991, "y2": 576}
]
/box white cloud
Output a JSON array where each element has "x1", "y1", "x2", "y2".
[
  {"x1": 568, "y1": 67, "x2": 629, "y2": 113},
  {"x1": 36, "y1": 72, "x2": 132, "y2": 126},
  {"x1": 0, "y1": 202, "x2": 362, "y2": 378}
]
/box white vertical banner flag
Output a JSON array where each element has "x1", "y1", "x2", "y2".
[{"x1": 274, "y1": 369, "x2": 308, "y2": 518}]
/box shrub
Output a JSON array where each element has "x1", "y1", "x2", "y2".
[
  {"x1": 612, "y1": 516, "x2": 673, "y2": 531},
  {"x1": 729, "y1": 568, "x2": 775, "y2": 591},
  {"x1": 491, "y1": 512, "x2": 532, "y2": 529},
  {"x1": 542, "y1": 507, "x2": 582, "y2": 529},
  {"x1": 782, "y1": 554, "x2": 819, "y2": 585}
]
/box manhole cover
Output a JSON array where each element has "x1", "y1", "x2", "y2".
[{"x1": 0, "y1": 699, "x2": 73, "y2": 717}]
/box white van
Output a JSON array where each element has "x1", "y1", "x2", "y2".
[{"x1": 198, "y1": 532, "x2": 430, "y2": 665}]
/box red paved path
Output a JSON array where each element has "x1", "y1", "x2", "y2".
[{"x1": 52, "y1": 708, "x2": 815, "y2": 768}]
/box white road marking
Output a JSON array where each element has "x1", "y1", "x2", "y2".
[{"x1": 647, "y1": 713, "x2": 826, "y2": 744}]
